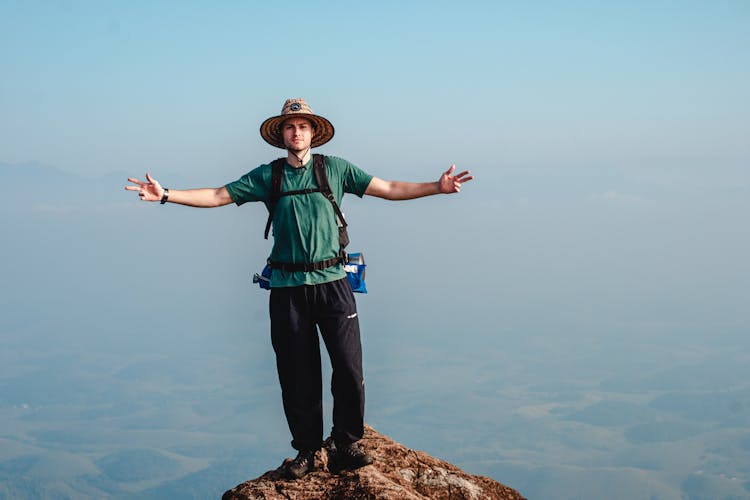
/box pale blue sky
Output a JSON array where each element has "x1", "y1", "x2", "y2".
[
  {"x1": 2, "y1": 0, "x2": 748, "y2": 187},
  {"x1": 2, "y1": 0, "x2": 748, "y2": 329},
  {"x1": 2, "y1": 1, "x2": 748, "y2": 343}
]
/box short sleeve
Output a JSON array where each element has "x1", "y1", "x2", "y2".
[
  {"x1": 224, "y1": 164, "x2": 272, "y2": 206},
  {"x1": 327, "y1": 156, "x2": 373, "y2": 198}
]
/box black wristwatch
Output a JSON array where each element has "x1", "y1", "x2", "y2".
[{"x1": 160, "y1": 188, "x2": 170, "y2": 204}]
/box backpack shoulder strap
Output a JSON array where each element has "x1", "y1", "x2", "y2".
[
  {"x1": 263, "y1": 158, "x2": 285, "y2": 240},
  {"x1": 313, "y1": 154, "x2": 347, "y2": 230},
  {"x1": 313, "y1": 154, "x2": 350, "y2": 250}
]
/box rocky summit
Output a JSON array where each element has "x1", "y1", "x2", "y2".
[{"x1": 223, "y1": 424, "x2": 526, "y2": 500}]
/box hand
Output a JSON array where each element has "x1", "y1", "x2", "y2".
[
  {"x1": 125, "y1": 173, "x2": 164, "y2": 202},
  {"x1": 438, "y1": 165, "x2": 473, "y2": 194}
]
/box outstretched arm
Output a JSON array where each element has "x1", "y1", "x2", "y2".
[
  {"x1": 364, "y1": 165, "x2": 473, "y2": 200},
  {"x1": 125, "y1": 173, "x2": 233, "y2": 208}
]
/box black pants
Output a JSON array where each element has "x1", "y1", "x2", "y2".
[{"x1": 270, "y1": 278, "x2": 365, "y2": 452}]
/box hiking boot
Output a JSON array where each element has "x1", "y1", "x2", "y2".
[
  {"x1": 283, "y1": 450, "x2": 315, "y2": 479},
  {"x1": 333, "y1": 441, "x2": 374, "y2": 470}
]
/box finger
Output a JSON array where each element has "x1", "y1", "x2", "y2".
[
  {"x1": 127, "y1": 177, "x2": 145, "y2": 186},
  {"x1": 124, "y1": 185, "x2": 140, "y2": 191},
  {"x1": 444, "y1": 164, "x2": 456, "y2": 176},
  {"x1": 458, "y1": 174, "x2": 474, "y2": 183},
  {"x1": 455, "y1": 170, "x2": 471, "y2": 179},
  {"x1": 145, "y1": 172, "x2": 156, "y2": 184}
]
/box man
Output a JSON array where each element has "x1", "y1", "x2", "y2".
[{"x1": 125, "y1": 98, "x2": 473, "y2": 479}]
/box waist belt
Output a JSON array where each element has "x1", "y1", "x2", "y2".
[{"x1": 267, "y1": 255, "x2": 345, "y2": 273}]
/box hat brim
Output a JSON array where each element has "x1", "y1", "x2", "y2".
[{"x1": 260, "y1": 114, "x2": 335, "y2": 149}]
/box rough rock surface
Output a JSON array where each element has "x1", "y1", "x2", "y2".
[{"x1": 223, "y1": 425, "x2": 526, "y2": 500}]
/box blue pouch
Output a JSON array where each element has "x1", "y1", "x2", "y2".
[
  {"x1": 345, "y1": 252, "x2": 367, "y2": 294},
  {"x1": 252, "y1": 264, "x2": 272, "y2": 290}
]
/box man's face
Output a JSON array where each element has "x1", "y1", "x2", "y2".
[{"x1": 282, "y1": 117, "x2": 314, "y2": 152}]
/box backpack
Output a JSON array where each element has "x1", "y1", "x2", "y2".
[
  {"x1": 264, "y1": 154, "x2": 349, "y2": 252},
  {"x1": 255, "y1": 154, "x2": 367, "y2": 292}
]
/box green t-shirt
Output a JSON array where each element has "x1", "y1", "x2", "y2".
[{"x1": 225, "y1": 155, "x2": 373, "y2": 288}]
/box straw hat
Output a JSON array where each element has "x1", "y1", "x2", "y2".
[{"x1": 260, "y1": 98, "x2": 335, "y2": 149}]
